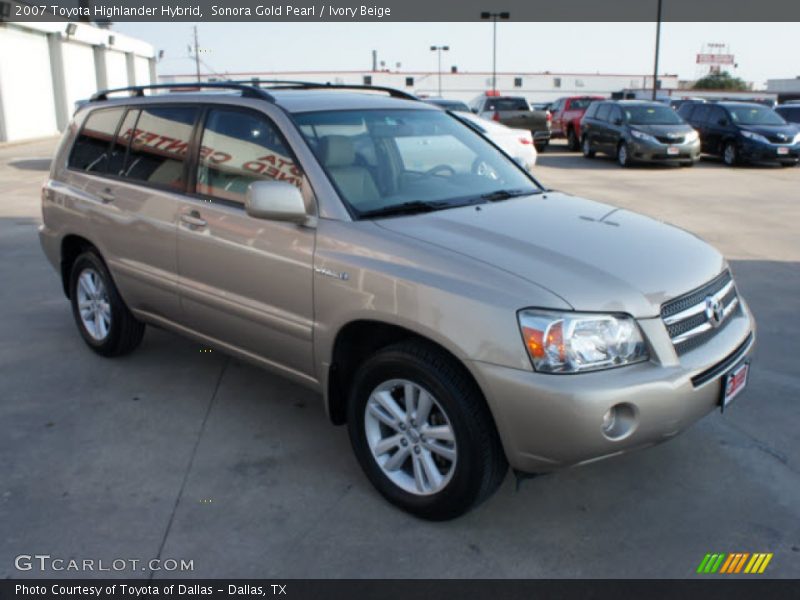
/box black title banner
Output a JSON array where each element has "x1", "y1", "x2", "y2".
[
  {"x1": 3, "y1": 580, "x2": 800, "y2": 600},
  {"x1": 3, "y1": 0, "x2": 800, "y2": 22}
]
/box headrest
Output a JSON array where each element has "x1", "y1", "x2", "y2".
[{"x1": 319, "y1": 135, "x2": 356, "y2": 168}]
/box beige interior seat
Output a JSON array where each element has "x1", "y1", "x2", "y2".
[{"x1": 319, "y1": 135, "x2": 381, "y2": 208}]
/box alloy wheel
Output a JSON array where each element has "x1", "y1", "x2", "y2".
[
  {"x1": 76, "y1": 268, "x2": 111, "y2": 341},
  {"x1": 364, "y1": 379, "x2": 457, "y2": 496}
]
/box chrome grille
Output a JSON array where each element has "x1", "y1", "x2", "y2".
[{"x1": 661, "y1": 271, "x2": 740, "y2": 354}]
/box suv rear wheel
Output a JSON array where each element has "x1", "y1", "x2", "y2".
[
  {"x1": 581, "y1": 136, "x2": 595, "y2": 158},
  {"x1": 69, "y1": 251, "x2": 145, "y2": 357},
  {"x1": 347, "y1": 340, "x2": 507, "y2": 520},
  {"x1": 567, "y1": 127, "x2": 579, "y2": 151}
]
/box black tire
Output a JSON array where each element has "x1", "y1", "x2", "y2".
[
  {"x1": 535, "y1": 141, "x2": 548, "y2": 153},
  {"x1": 617, "y1": 141, "x2": 631, "y2": 167},
  {"x1": 567, "y1": 127, "x2": 579, "y2": 151},
  {"x1": 69, "y1": 250, "x2": 145, "y2": 357},
  {"x1": 581, "y1": 136, "x2": 595, "y2": 158},
  {"x1": 723, "y1": 141, "x2": 738, "y2": 166},
  {"x1": 681, "y1": 161, "x2": 695, "y2": 168},
  {"x1": 346, "y1": 340, "x2": 507, "y2": 520}
]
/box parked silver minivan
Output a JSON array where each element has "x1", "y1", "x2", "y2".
[{"x1": 39, "y1": 82, "x2": 755, "y2": 519}]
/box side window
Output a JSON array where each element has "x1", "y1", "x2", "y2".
[
  {"x1": 196, "y1": 109, "x2": 303, "y2": 204},
  {"x1": 68, "y1": 107, "x2": 125, "y2": 173},
  {"x1": 692, "y1": 105, "x2": 711, "y2": 124},
  {"x1": 707, "y1": 106, "x2": 726, "y2": 125},
  {"x1": 108, "y1": 109, "x2": 140, "y2": 176},
  {"x1": 677, "y1": 104, "x2": 694, "y2": 120},
  {"x1": 595, "y1": 104, "x2": 611, "y2": 122},
  {"x1": 584, "y1": 102, "x2": 599, "y2": 118},
  {"x1": 123, "y1": 106, "x2": 198, "y2": 190},
  {"x1": 608, "y1": 106, "x2": 623, "y2": 123}
]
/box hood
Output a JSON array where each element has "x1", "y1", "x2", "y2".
[
  {"x1": 629, "y1": 123, "x2": 695, "y2": 137},
  {"x1": 375, "y1": 192, "x2": 725, "y2": 318},
  {"x1": 740, "y1": 124, "x2": 798, "y2": 141}
]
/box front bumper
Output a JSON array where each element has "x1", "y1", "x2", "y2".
[
  {"x1": 738, "y1": 140, "x2": 800, "y2": 164},
  {"x1": 470, "y1": 301, "x2": 755, "y2": 473},
  {"x1": 629, "y1": 138, "x2": 701, "y2": 163}
]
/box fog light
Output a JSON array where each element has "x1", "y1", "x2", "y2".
[{"x1": 600, "y1": 403, "x2": 638, "y2": 440}]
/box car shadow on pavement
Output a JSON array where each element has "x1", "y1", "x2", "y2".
[{"x1": 7, "y1": 158, "x2": 52, "y2": 171}]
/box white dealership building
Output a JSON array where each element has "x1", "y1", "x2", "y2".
[
  {"x1": 160, "y1": 69, "x2": 680, "y2": 104},
  {"x1": 0, "y1": 21, "x2": 156, "y2": 143}
]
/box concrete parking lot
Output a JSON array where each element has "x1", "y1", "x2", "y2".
[{"x1": 1, "y1": 137, "x2": 798, "y2": 578}]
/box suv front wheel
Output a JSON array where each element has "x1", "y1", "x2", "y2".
[
  {"x1": 69, "y1": 251, "x2": 145, "y2": 357},
  {"x1": 347, "y1": 340, "x2": 507, "y2": 520}
]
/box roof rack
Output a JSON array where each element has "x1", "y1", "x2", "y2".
[
  {"x1": 222, "y1": 79, "x2": 420, "y2": 101},
  {"x1": 89, "y1": 82, "x2": 275, "y2": 102},
  {"x1": 89, "y1": 80, "x2": 420, "y2": 104}
]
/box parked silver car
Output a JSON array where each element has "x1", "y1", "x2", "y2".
[{"x1": 39, "y1": 82, "x2": 755, "y2": 519}]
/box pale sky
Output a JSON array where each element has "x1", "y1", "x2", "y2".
[{"x1": 114, "y1": 22, "x2": 799, "y2": 89}]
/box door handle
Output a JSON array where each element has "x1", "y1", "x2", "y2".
[
  {"x1": 98, "y1": 188, "x2": 115, "y2": 203},
  {"x1": 180, "y1": 211, "x2": 207, "y2": 229}
]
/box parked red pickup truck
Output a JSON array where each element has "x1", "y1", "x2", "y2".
[{"x1": 550, "y1": 96, "x2": 604, "y2": 150}]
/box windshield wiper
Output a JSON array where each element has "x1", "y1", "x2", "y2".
[
  {"x1": 358, "y1": 200, "x2": 450, "y2": 219},
  {"x1": 480, "y1": 188, "x2": 539, "y2": 202}
]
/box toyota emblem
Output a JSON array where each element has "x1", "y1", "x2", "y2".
[{"x1": 705, "y1": 296, "x2": 724, "y2": 327}]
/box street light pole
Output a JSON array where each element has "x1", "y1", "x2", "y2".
[
  {"x1": 652, "y1": 0, "x2": 662, "y2": 100},
  {"x1": 430, "y1": 45, "x2": 450, "y2": 96},
  {"x1": 481, "y1": 11, "x2": 509, "y2": 92}
]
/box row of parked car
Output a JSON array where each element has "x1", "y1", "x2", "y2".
[{"x1": 426, "y1": 92, "x2": 800, "y2": 168}]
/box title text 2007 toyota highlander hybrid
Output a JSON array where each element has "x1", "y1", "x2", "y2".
[{"x1": 39, "y1": 82, "x2": 755, "y2": 519}]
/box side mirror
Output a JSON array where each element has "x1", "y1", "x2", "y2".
[
  {"x1": 613, "y1": 118, "x2": 623, "y2": 126},
  {"x1": 718, "y1": 118, "x2": 728, "y2": 126},
  {"x1": 245, "y1": 180, "x2": 307, "y2": 223},
  {"x1": 471, "y1": 107, "x2": 479, "y2": 114}
]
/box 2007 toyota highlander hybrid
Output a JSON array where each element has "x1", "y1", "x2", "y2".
[{"x1": 39, "y1": 82, "x2": 755, "y2": 520}]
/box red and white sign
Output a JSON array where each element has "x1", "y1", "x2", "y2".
[{"x1": 696, "y1": 53, "x2": 735, "y2": 65}]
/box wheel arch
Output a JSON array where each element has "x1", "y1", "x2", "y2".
[
  {"x1": 325, "y1": 319, "x2": 487, "y2": 427},
  {"x1": 60, "y1": 234, "x2": 99, "y2": 299}
]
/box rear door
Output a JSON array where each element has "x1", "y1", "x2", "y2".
[
  {"x1": 592, "y1": 103, "x2": 613, "y2": 152},
  {"x1": 176, "y1": 105, "x2": 316, "y2": 379},
  {"x1": 687, "y1": 105, "x2": 712, "y2": 153},
  {"x1": 607, "y1": 105, "x2": 625, "y2": 149}
]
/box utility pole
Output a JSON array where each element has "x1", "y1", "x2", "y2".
[
  {"x1": 193, "y1": 25, "x2": 201, "y2": 82},
  {"x1": 430, "y1": 45, "x2": 450, "y2": 96},
  {"x1": 480, "y1": 12, "x2": 509, "y2": 92},
  {"x1": 652, "y1": 0, "x2": 662, "y2": 100}
]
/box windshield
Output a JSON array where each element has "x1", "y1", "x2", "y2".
[
  {"x1": 728, "y1": 105, "x2": 786, "y2": 126},
  {"x1": 623, "y1": 105, "x2": 684, "y2": 125},
  {"x1": 295, "y1": 109, "x2": 541, "y2": 218}
]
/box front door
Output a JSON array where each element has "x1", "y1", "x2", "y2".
[{"x1": 176, "y1": 106, "x2": 316, "y2": 380}]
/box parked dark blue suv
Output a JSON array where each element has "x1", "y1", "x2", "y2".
[{"x1": 678, "y1": 101, "x2": 800, "y2": 167}]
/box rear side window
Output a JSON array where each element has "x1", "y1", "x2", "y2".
[
  {"x1": 691, "y1": 105, "x2": 711, "y2": 124},
  {"x1": 196, "y1": 108, "x2": 303, "y2": 204},
  {"x1": 584, "y1": 102, "x2": 599, "y2": 118},
  {"x1": 677, "y1": 104, "x2": 695, "y2": 120},
  {"x1": 68, "y1": 108, "x2": 125, "y2": 173},
  {"x1": 122, "y1": 106, "x2": 198, "y2": 190},
  {"x1": 595, "y1": 104, "x2": 611, "y2": 121},
  {"x1": 777, "y1": 106, "x2": 800, "y2": 122},
  {"x1": 108, "y1": 110, "x2": 140, "y2": 176},
  {"x1": 486, "y1": 97, "x2": 529, "y2": 111}
]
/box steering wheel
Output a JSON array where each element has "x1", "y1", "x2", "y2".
[{"x1": 420, "y1": 164, "x2": 456, "y2": 178}]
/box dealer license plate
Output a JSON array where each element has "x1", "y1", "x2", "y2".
[
  {"x1": 721, "y1": 361, "x2": 749, "y2": 410},
  {"x1": 667, "y1": 146, "x2": 680, "y2": 155},
  {"x1": 777, "y1": 147, "x2": 789, "y2": 155}
]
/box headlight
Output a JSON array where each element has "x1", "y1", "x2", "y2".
[
  {"x1": 741, "y1": 130, "x2": 769, "y2": 144},
  {"x1": 630, "y1": 129, "x2": 659, "y2": 144},
  {"x1": 685, "y1": 130, "x2": 699, "y2": 142},
  {"x1": 793, "y1": 132, "x2": 800, "y2": 145},
  {"x1": 518, "y1": 310, "x2": 649, "y2": 374}
]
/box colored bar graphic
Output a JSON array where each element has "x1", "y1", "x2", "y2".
[{"x1": 699, "y1": 552, "x2": 774, "y2": 575}]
